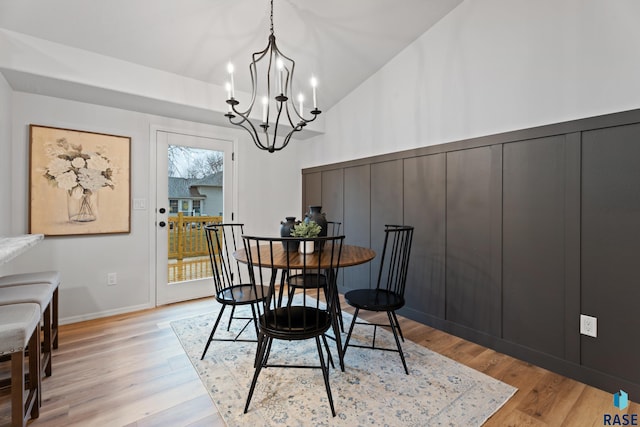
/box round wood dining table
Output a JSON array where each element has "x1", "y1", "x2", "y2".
[
  {"x1": 233, "y1": 241, "x2": 376, "y2": 371},
  {"x1": 233, "y1": 243, "x2": 376, "y2": 269}
]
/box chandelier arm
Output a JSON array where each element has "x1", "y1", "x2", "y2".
[
  {"x1": 284, "y1": 102, "x2": 301, "y2": 128},
  {"x1": 303, "y1": 112, "x2": 319, "y2": 125},
  {"x1": 232, "y1": 120, "x2": 265, "y2": 151},
  {"x1": 238, "y1": 44, "x2": 270, "y2": 117},
  {"x1": 257, "y1": 128, "x2": 271, "y2": 151},
  {"x1": 285, "y1": 98, "x2": 320, "y2": 126},
  {"x1": 270, "y1": 37, "x2": 295, "y2": 64},
  {"x1": 227, "y1": 111, "x2": 271, "y2": 151},
  {"x1": 276, "y1": 125, "x2": 303, "y2": 152},
  {"x1": 272, "y1": 100, "x2": 285, "y2": 140},
  {"x1": 261, "y1": 125, "x2": 276, "y2": 152},
  {"x1": 269, "y1": 130, "x2": 292, "y2": 152},
  {"x1": 244, "y1": 62, "x2": 258, "y2": 117}
]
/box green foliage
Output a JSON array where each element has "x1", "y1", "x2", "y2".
[{"x1": 290, "y1": 220, "x2": 321, "y2": 238}]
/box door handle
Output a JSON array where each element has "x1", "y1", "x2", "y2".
[
  {"x1": 159, "y1": 208, "x2": 166, "y2": 214},
  {"x1": 159, "y1": 221, "x2": 166, "y2": 227}
]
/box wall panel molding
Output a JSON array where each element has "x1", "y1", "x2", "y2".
[{"x1": 302, "y1": 108, "x2": 640, "y2": 397}]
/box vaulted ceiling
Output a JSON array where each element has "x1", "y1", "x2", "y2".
[{"x1": 0, "y1": 0, "x2": 462, "y2": 116}]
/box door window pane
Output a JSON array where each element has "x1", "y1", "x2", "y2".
[{"x1": 167, "y1": 145, "x2": 224, "y2": 283}]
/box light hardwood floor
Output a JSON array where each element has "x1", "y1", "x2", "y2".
[{"x1": 1, "y1": 295, "x2": 636, "y2": 426}]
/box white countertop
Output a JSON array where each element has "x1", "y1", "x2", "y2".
[{"x1": 0, "y1": 234, "x2": 44, "y2": 264}]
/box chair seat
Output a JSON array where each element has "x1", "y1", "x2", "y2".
[
  {"x1": 217, "y1": 284, "x2": 269, "y2": 305},
  {"x1": 344, "y1": 289, "x2": 405, "y2": 312},
  {"x1": 288, "y1": 272, "x2": 327, "y2": 289},
  {"x1": 0, "y1": 283, "x2": 55, "y2": 377},
  {"x1": 0, "y1": 303, "x2": 41, "y2": 425},
  {"x1": 0, "y1": 271, "x2": 61, "y2": 350},
  {"x1": 0, "y1": 271, "x2": 61, "y2": 288},
  {"x1": 260, "y1": 306, "x2": 332, "y2": 339},
  {"x1": 0, "y1": 283, "x2": 53, "y2": 311},
  {"x1": 0, "y1": 303, "x2": 41, "y2": 355}
]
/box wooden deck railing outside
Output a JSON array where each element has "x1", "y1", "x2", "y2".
[{"x1": 168, "y1": 213, "x2": 223, "y2": 260}]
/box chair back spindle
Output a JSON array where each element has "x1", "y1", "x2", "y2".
[
  {"x1": 205, "y1": 223, "x2": 247, "y2": 300},
  {"x1": 376, "y1": 224, "x2": 414, "y2": 298}
]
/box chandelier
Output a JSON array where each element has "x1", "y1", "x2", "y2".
[{"x1": 224, "y1": 0, "x2": 321, "y2": 153}]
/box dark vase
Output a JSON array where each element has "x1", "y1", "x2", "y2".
[
  {"x1": 305, "y1": 206, "x2": 328, "y2": 249},
  {"x1": 280, "y1": 216, "x2": 300, "y2": 251}
]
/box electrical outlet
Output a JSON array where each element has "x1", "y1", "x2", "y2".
[
  {"x1": 580, "y1": 314, "x2": 597, "y2": 338},
  {"x1": 107, "y1": 272, "x2": 117, "y2": 286}
]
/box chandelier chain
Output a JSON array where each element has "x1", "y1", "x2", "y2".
[{"x1": 270, "y1": 0, "x2": 274, "y2": 35}]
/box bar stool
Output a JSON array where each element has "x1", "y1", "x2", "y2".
[
  {"x1": 0, "y1": 271, "x2": 60, "y2": 349},
  {"x1": 0, "y1": 303, "x2": 41, "y2": 427},
  {"x1": 0, "y1": 284, "x2": 54, "y2": 377}
]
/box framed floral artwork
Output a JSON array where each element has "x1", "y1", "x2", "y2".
[{"x1": 29, "y1": 125, "x2": 131, "y2": 236}]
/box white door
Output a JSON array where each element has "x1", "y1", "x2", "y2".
[{"x1": 155, "y1": 130, "x2": 235, "y2": 305}]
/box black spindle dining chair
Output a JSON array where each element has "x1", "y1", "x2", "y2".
[
  {"x1": 342, "y1": 225, "x2": 414, "y2": 374},
  {"x1": 242, "y1": 234, "x2": 345, "y2": 417},
  {"x1": 200, "y1": 224, "x2": 268, "y2": 360}
]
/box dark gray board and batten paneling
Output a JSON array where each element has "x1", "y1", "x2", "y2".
[
  {"x1": 403, "y1": 154, "x2": 446, "y2": 321},
  {"x1": 582, "y1": 123, "x2": 640, "y2": 386},
  {"x1": 445, "y1": 146, "x2": 502, "y2": 336},
  {"x1": 301, "y1": 108, "x2": 640, "y2": 397},
  {"x1": 320, "y1": 169, "x2": 344, "y2": 224},
  {"x1": 563, "y1": 133, "x2": 581, "y2": 364},
  {"x1": 302, "y1": 171, "x2": 321, "y2": 218},
  {"x1": 370, "y1": 160, "x2": 404, "y2": 278},
  {"x1": 342, "y1": 165, "x2": 371, "y2": 292},
  {"x1": 502, "y1": 135, "x2": 571, "y2": 359}
]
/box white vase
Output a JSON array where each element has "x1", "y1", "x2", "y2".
[{"x1": 299, "y1": 240, "x2": 314, "y2": 255}]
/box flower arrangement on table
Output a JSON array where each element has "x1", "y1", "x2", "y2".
[{"x1": 42, "y1": 138, "x2": 115, "y2": 222}]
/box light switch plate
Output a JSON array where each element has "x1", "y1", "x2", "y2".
[{"x1": 133, "y1": 198, "x2": 147, "y2": 210}]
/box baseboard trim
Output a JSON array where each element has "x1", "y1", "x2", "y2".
[{"x1": 59, "y1": 302, "x2": 154, "y2": 325}]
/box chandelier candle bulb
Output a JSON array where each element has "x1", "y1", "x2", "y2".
[
  {"x1": 311, "y1": 76, "x2": 317, "y2": 109},
  {"x1": 262, "y1": 96, "x2": 268, "y2": 123},
  {"x1": 277, "y1": 59, "x2": 284, "y2": 95},
  {"x1": 298, "y1": 94, "x2": 304, "y2": 116},
  {"x1": 227, "y1": 62, "x2": 235, "y2": 98}
]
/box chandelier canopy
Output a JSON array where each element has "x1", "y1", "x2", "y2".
[{"x1": 224, "y1": 0, "x2": 321, "y2": 153}]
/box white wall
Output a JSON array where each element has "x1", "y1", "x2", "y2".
[
  {"x1": 303, "y1": 0, "x2": 640, "y2": 167},
  {"x1": 0, "y1": 75, "x2": 11, "y2": 233},
  {"x1": 8, "y1": 92, "x2": 303, "y2": 323},
  {"x1": 0, "y1": 74, "x2": 12, "y2": 276}
]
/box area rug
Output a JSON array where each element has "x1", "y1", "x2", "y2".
[{"x1": 170, "y1": 301, "x2": 516, "y2": 426}]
